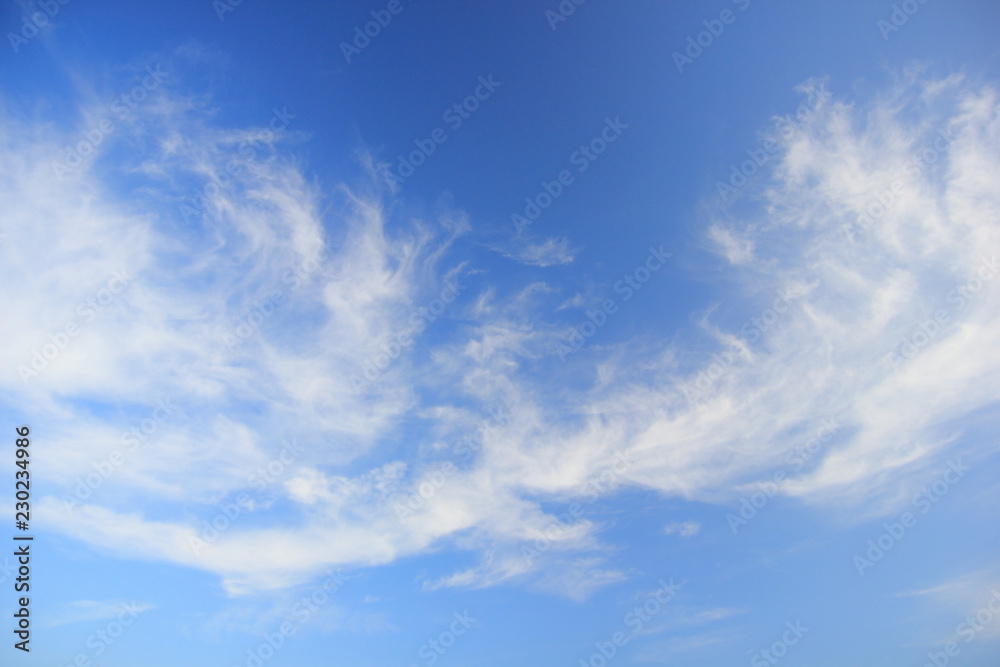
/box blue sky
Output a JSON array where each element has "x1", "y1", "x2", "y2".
[{"x1": 1, "y1": 0, "x2": 1000, "y2": 665}]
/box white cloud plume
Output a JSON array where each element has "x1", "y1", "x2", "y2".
[{"x1": 6, "y1": 63, "x2": 999, "y2": 599}]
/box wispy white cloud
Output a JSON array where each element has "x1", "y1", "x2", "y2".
[
  {"x1": 898, "y1": 567, "x2": 1000, "y2": 642},
  {"x1": 8, "y1": 63, "x2": 999, "y2": 600},
  {"x1": 632, "y1": 629, "x2": 739, "y2": 661},
  {"x1": 663, "y1": 521, "x2": 701, "y2": 538},
  {"x1": 46, "y1": 599, "x2": 155, "y2": 629},
  {"x1": 688, "y1": 607, "x2": 745, "y2": 623},
  {"x1": 499, "y1": 235, "x2": 576, "y2": 266}
]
